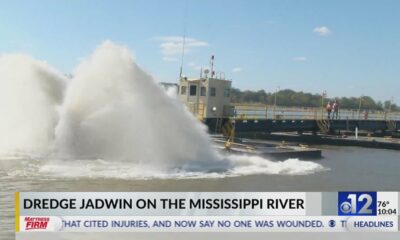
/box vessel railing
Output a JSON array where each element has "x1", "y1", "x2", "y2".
[{"x1": 229, "y1": 104, "x2": 400, "y2": 121}]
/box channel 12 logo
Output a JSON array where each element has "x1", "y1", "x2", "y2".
[{"x1": 338, "y1": 192, "x2": 377, "y2": 216}]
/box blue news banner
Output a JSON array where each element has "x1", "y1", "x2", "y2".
[{"x1": 15, "y1": 192, "x2": 399, "y2": 233}]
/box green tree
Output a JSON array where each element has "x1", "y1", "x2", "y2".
[{"x1": 229, "y1": 87, "x2": 396, "y2": 111}]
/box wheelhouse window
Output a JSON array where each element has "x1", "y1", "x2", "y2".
[
  {"x1": 224, "y1": 88, "x2": 230, "y2": 97},
  {"x1": 210, "y1": 87, "x2": 216, "y2": 97},
  {"x1": 189, "y1": 85, "x2": 197, "y2": 96},
  {"x1": 200, "y1": 87, "x2": 206, "y2": 96}
]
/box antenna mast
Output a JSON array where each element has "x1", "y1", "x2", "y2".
[
  {"x1": 179, "y1": 2, "x2": 188, "y2": 79},
  {"x1": 210, "y1": 55, "x2": 215, "y2": 78}
]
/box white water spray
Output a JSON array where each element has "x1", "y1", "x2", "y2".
[
  {"x1": 0, "y1": 41, "x2": 327, "y2": 179},
  {"x1": 55, "y1": 41, "x2": 226, "y2": 172},
  {"x1": 0, "y1": 54, "x2": 65, "y2": 155}
]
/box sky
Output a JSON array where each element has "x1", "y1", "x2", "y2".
[{"x1": 0, "y1": 0, "x2": 399, "y2": 103}]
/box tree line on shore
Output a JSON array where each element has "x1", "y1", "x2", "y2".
[{"x1": 230, "y1": 88, "x2": 398, "y2": 111}]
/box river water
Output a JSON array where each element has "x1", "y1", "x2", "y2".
[{"x1": 1, "y1": 145, "x2": 399, "y2": 239}]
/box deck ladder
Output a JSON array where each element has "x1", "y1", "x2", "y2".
[
  {"x1": 386, "y1": 120, "x2": 397, "y2": 132},
  {"x1": 317, "y1": 119, "x2": 330, "y2": 134},
  {"x1": 221, "y1": 120, "x2": 233, "y2": 138}
]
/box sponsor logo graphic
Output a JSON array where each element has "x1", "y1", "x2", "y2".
[{"x1": 24, "y1": 217, "x2": 50, "y2": 230}]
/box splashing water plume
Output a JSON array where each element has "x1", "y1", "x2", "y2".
[
  {"x1": 0, "y1": 54, "x2": 65, "y2": 155},
  {"x1": 55, "y1": 41, "x2": 225, "y2": 172},
  {"x1": 0, "y1": 41, "x2": 327, "y2": 179}
]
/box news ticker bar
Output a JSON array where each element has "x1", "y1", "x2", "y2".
[
  {"x1": 15, "y1": 192, "x2": 400, "y2": 233},
  {"x1": 17, "y1": 216, "x2": 399, "y2": 232}
]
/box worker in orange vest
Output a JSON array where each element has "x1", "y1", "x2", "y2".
[{"x1": 326, "y1": 101, "x2": 332, "y2": 119}]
